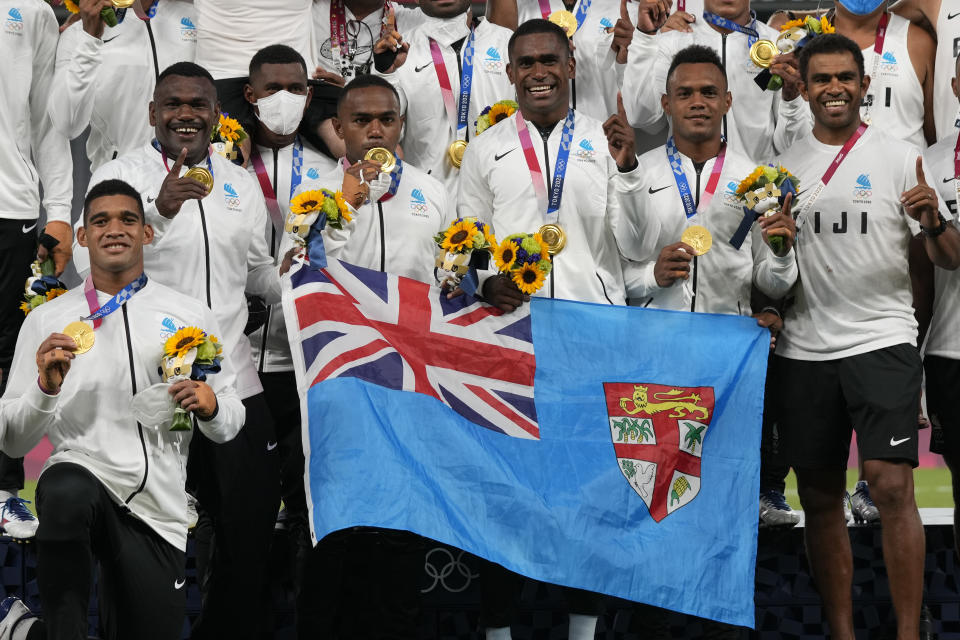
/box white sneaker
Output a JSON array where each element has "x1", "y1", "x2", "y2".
[
  {"x1": 843, "y1": 491, "x2": 853, "y2": 524},
  {"x1": 186, "y1": 492, "x2": 199, "y2": 530},
  {"x1": 759, "y1": 490, "x2": 801, "y2": 527},
  {"x1": 0, "y1": 597, "x2": 34, "y2": 640},
  {"x1": 0, "y1": 498, "x2": 38, "y2": 540}
]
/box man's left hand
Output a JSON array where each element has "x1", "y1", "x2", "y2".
[
  {"x1": 608, "y1": 0, "x2": 634, "y2": 63},
  {"x1": 38, "y1": 221, "x2": 73, "y2": 277},
  {"x1": 603, "y1": 92, "x2": 638, "y2": 172},
  {"x1": 770, "y1": 52, "x2": 801, "y2": 101},
  {"x1": 754, "y1": 311, "x2": 783, "y2": 350},
  {"x1": 758, "y1": 191, "x2": 796, "y2": 256},
  {"x1": 902, "y1": 156, "x2": 939, "y2": 224}
]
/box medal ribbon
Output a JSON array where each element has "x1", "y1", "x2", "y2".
[
  {"x1": 665, "y1": 137, "x2": 726, "y2": 219},
  {"x1": 677, "y1": 0, "x2": 685, "y2": 11},
  {"x1": 702, "y1": 11, "x2": 759, "y2": 46},
  {"x1": 455, "y1": 29, "x2": 477, "y2": 142},
  {"x1": 82, "y1": 273, "x2": 148, "y2": 329},
  {"x1": 538, "y1": 0, "x2": 552, "y2": 18},
  {"x1": 428, "y1": 38, "x2": 461, "y2": 141},
  {"x1": 515, "y1": 109, "x2": 576, "y2": 221},
  {"x1": 795, "y1": 123, "x2": 869, "y2": 232},
  {"x1": 861, "y1": 12, "x2": 889, "y2": 124},
  {"x1": 330, "y1": 0, "x2": 391, "y2": 77},
  {"x1": 251, "y1": 137, "x2": 303, "y2": 231},
  {"x1": 953, "y1": 129, "x2": 960, "y2": 205}
]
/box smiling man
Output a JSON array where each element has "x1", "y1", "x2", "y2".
[
  {"x1": 80, "y1": 62, "x2": 283, "y2": 640},
  {"x1": 0, "y1": 179, "x2": 243, "y2": 640},
  {"x1": 774, "y1": 34, "x2": 960, "y2": 640}
]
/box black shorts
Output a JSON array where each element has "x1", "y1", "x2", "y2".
[
  {"x1": 924, "y1": 354, "x2": 960, "y2": 458},
  {"x1": 772, "y1": 343, "x2": 921, "y2": 469}
]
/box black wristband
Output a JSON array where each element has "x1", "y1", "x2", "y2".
[
  {"x1": 920, "y1": 212, "x2": 947, "y2": 238},
  {"x1": 197, "y1": 399, "x2": 219, "y2": 422},
  {"x1": 37, "y1": 232, "x2": 59, "y2": 251}
]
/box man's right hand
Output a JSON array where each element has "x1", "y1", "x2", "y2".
[
  {"x1": 635, "y1": 0, "x2": 671, "y2": 33},
  {"x1": 36, "y1": 333, "x2": 78, "y2": 395},
  {"x1": 653, "y1": 241, "x2": 694, "y2": 287},
  {"x1": 342, "y1": 160, "x2": 383, "y2": 208},
  {"x1": 373, "y1": 6, "x2": 409, "y2": 73},
  {"x1": 78, "y1": 0, "x2": 112, "y2": 39},
  {"x1": 660, "y1": 9, "x2": 695, "y2": 33},
  {"x1": 482, "y1": 274, "x2": 528, "y2": 313},
  {"x1": 155, "y1": 147, "x2": 209, "y2": 219}
]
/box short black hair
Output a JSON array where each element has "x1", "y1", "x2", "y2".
[
  {"x1": 337, "y1": 74, "x2": 401, "y2": 114},
  {"x1": 249, "y1": 44, "x2": 308, "y2": 78},
  {"x1": 508, "y1": 19, "x2": 570, "y2": 61},
  {"x1": 83, "y1": 179, "x2": 145, "y2": 224},
  {"x1": 666, "y1": 45, "x2": 727, "y2": 91},
  {"x1": 155, "y1": 61, "x2": 216, "y2": 95},
  {"x1": 798, "y1": 33, "x2": 865, "y2": 81}
]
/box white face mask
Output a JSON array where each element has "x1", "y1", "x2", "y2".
[{"x1": 255, "y1": 90, "x2": 307, "y2": 136}]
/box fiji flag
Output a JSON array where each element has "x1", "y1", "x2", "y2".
[{"x1": 282, "y1": 259, "x2": 769, "y2": 627}]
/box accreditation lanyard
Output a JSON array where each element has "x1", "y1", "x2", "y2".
[
  {"x1": 677, "y1": 0, "x2": 685, "y2": 11},
  {"x1": 665, "y1": 137, "x2": 726, "y2": 219},
  {"x1": 795, "y1": 123, "x2": 869, "y2": 232},
  {"x1": 329, "y1": 0, "x2": 391, "y2": 77},
  {"x1": 702, "y1": 11, "x2": 759, "y2": 47},
  {"x1": 515, "y1": 109, "x2": 576, "y2": 222},
  {"x1": 251, "y1": 137, "x2": 303, "y2": 231},
  {"x1": 82, "y1": 273, "x2": 148, "y2": 329},
  {"x1": 341, "y1": 157, "x2": 404, "y2": 202},
  {"x1": 861, "y1": 12, "x2": 890, "y2": 125},
  {"x1": 538, "y1": 0, "x2": 592, "y2": 30},
  {"x1": 953, "y1": 129, "x2": 960, "y2": 205},
  {"x1": 428, "y1": 31, "x2": 475, "y2": 143}
]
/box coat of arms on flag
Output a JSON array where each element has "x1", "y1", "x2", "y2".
[{"x1": 604, "y1": 382, "x2": 715, "y2": 522}]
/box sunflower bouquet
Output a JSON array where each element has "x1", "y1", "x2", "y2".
[
  {"x1": 53, "y1": 0, "x2": 125, "y2": 28},
  {"x1": 20, "y1": 259, "x2": 67, "y2": 316},
  {"x1": 211, "y1": 113, "x2": 248, "y2": 164},
  {"x1": 493, "y1": 232, "x2": 553, "y2": 295},
  {"x1": 735, "y1": 165, "x2": 799, "y2": 254},
  {"x1": 433, "y1": 217, "x2": 497, "y2": 289},
  {"x1": 475, "y1": 100, "x2": 519, "y2": 136},
  {"x1": 160, "y1": 326, "x2": 223, "y2": 431},
  {"x1": 286, "y1": 188, "x2": 352, "y2": 246}
]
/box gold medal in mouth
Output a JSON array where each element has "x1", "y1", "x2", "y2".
[{"x1": 364, "y1": 147, "x2": 397, "y2": 173}]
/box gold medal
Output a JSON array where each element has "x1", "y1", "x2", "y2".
[
  {"x1": 681, "y1": 225, "x2": 713, "y2": 256},
  {"x1": 63, "y1": 321, "x2": 95, "y2": 355},
  {"x1": 112, "y1": 0, "x2": 135, "y2": 6},
  {"x1": 183, "y1": 167, "x2": 214, "y2": 194},
  {"x1": 538, "y1": 223, "x2": 566, "y2": 256},
  {"x1": 447, "y1": 139, "x2": 468, "y2": 169},
  {"x1": 363, "y1": 147, "x2": 396, "y2": 173},
  {"x1": 749, "y1": 39, "x2": 778, "y2": 69},
  {"x1": 548, "y1": 10, "x2": 578, "y2": 37}
]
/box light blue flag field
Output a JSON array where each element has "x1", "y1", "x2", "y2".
[{"x1": 282, "y1": 258, "x2": 769, "y2": 627}]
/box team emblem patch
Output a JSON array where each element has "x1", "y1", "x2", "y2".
[
  {"x1": 180, "y1": 17, "x2": 196, "y2": 40},
  {"x1": 223, "y1": 183, "x2": 241, "y2": 210},
  {"x1": 604, "y1": 382, "x2": 714, "y2": 521},
  {"x1": 5, "y1": 8, "x2": 23, "y2": 35}
]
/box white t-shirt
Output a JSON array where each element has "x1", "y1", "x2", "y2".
[
  {"x1": 777, "y1": 127, "x2": 949, "y2": 361},
  {"x1": 194, "y1": 0, "x2": 313, "y2": 79},
  {"x1": 922, "y1": 131, "x2": 960, "y2": 358},
  {"x1": 934, "y1": 0, "x2": 960, "y2": 139}
]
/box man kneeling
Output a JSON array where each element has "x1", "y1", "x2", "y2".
[{"x1": 0, "y1": 180, "x2": 245, "y2": 640}]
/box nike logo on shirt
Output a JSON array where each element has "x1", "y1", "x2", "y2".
[
  {"x1": 494, "y1": 148, "x2": 516, "y2": 161},
  {"x1": 174, "y1": 579, "x2": 186, "y2": 590},
  {"x1": 889, "y1": 436, "x2": 911, "y2": 446},
  {"x1": 267, "y1": 441, "x2": 278, "y2": 451},
  {"x1": 648, "y1": 185, "x2": 671, "y2": 194},
  {"x1": 21, "y1": 222, "x2": 37, "y2": 234},
  {"x1": 948, "y1": 11, "x2": 960, "y2": 19},
  {"x1": 414, "y1": 62, "x2": 433, "y2": 72},
  {"x1": 146, "y1": 196, "x2": 156, "y2": 203},
  {"x1": 103, "y1": 35, "x2": 120, "y2": 43},
  {"x1": 944, "y1": 177, "x2": 955, "y2": 184}
]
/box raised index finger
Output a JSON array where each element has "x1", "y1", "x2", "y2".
[
  {"x1": 386, "y1": 4, "x2": 397, "y2": 33},
  {"x1": 620, "y1": 0, "x2": 630, "y2": 21},
  {"x1": 170, "y1": 146, "x2": 188, "y2": 177},
  {"x1": 617, "y1": 91, "x2": 626, "y2": 118},
  {"x1": 916, "y1": 156, "x2": 927, "y2": 186}
]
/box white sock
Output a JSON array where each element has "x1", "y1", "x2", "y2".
[
  {"x1": 11, "y1": 616, "x2": 37, "y2": 640},
  {"x1": 0, "y1": 490, "x2": 17, "y2": 503},
  {"x1": 568, "y1": 613, "x2": 598, "y2": 640},
  {"x1": 485, "y1": 626, "x2": 512, "y2": 640}
]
